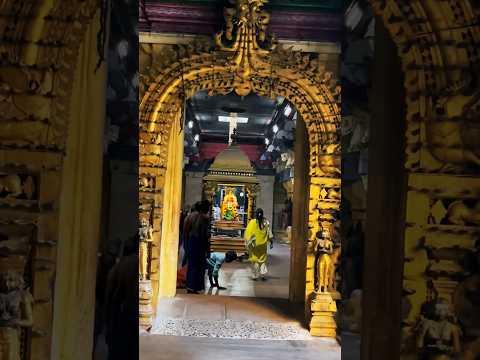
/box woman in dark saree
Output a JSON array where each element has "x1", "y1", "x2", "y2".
[{"x1": 183, "y1": 200, "x2": 211, "y2": 294}]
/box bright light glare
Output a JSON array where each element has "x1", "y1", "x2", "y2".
[
  {"x1": 284, "y1": 105, "x2": 292, "y2": 117},
  {"x1": 265, "y1": 138, "x2": 270, "y2": 145},
  {"x1": 194, "y1": 134, "x2": 200, "y2": 142},
  {"x1": 218, "y1": 116, "x2": 249, "y2": 123},
  {"x1": 273, "y1": 125, "x2": 279, "y2": 133},
  {"x1": 188, "y1": 121, "x2": 194, "y2": 129}
]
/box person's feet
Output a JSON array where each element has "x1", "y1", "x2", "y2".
[{"x1": 209, "y1": 284, "x2": 227, "y2": 290}]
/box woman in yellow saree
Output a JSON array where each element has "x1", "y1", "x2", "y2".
[{"x1": 245, "y1": 208, "x2": 273, "y2": 280}]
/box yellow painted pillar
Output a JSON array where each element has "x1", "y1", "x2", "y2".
[
  {"x1": 158, "y1": 117, "x2": 184, "y2": 299},
  {"x1": 51, "y1": 10, "x2": 106, "y2": 360}
]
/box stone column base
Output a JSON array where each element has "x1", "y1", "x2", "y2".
[
  {"x1": 310, "y1": 292, "x2": 337, "y2": 337},
  {"x1": 139, "y1": 280, "x2": 153, "y2": 329}
]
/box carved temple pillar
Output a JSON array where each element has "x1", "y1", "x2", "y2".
[
  {"x1": 0, "y1": 3, "x2": 105, "y2": 359},
  {"x1": 305, "y1": 121, "x2": 342, "y2": 338},
  {"x1": 203, "y1": 181, "x2": 216, "y2": 203},
  {"x1": 245, "y1": 184, "x2": 260, "y2": 223},
  {"x1": 158, "y1": 117, "x2": 185, "y2": 301}
]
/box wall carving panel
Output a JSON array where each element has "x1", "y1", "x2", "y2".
[
  {"x1": 369, "y1": 0, "x2": 480, "y2": 358},
  {"x1": 0, "y1": 1, "x2": 99, "y2": 359}
]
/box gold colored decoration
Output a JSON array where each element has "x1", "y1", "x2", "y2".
[
  {"x1": 369, "y1": 0, "x2": 480, "y2": 357},
  {"x1": 215, "y1": 0, "x2": 275, "y2": 96},
  {"x1": 139, "y1": 218, "x2": 154, "y2": 280},
  {"x1": 139, "y1": 0, "x2": 341, "y2": 335},
  {"x1": 221, "y1": 188, "x2": 239, "y2": 221},
  {"x1": 139, "y1": 280, "x2": 153, "y2": 329}
]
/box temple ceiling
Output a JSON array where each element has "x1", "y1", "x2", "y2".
[{"x1": 140, "y1": 0, "x2": 343, "y2": 41}]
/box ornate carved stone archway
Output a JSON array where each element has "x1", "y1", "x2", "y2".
[{"x1": 139, "y1": 0, "x2": 342, "y2": 336}]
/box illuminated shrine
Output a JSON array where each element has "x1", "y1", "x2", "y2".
[{"x1": 203, "y1": 142, "x2": 260, "y2": 253}]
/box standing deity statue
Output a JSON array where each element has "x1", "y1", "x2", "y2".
[
  {"x1": 139, "y1": 218, "x2": 154, "y2": 280},
  {"x1": 416, "y1": 298, "x2": 462, "y2": 359},
  {"x1": 314, "y1": 227, "x2": 335, "y2": 293},
  {"x1": 221, "y1": 188, "x2": 239, "y2": 221},
  {"x1": 0, "y1": 271, "x2": 34, "y2": 360}
]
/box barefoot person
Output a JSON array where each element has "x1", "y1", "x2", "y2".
[
  {"x1": 207, "y1": 251, "x2": 237, "y2": 289},
  {"x1": 245, "y1": 208, "x2": 273, "y2": 280}
]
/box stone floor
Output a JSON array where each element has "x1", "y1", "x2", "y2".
[
  {"x1": 143, "y1": 294, "x2": 341, "y2": 359},
  {"x1": 140, "y1": 244, "x2": 342, "y2": 359},
  {"x1": 96, "y1": 242, "x2": 358, "y2": 359},
  {"x1": 140, "y1": 335, "x2": 341, "y2": 360},
  {"x1": 151, "y1": 294, "x2": 309, "y2": 340},
  {"x1": 178, "y1": 243, "x2": 291, "y2": 299}
]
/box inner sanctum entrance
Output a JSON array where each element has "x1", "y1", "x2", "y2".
[
  {"x1": 149, "y1": 91, "x2": 316, "y2": 343},
  {"x1": 177, "y1": 91, "x2": 296, "y2": 300},
  {"x1": 138, "y1": 0, "x2": 342, "y2": 356}
]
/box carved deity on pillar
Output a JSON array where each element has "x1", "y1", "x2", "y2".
[
  {"x1": 139, "y1": 218, "x2": 154, "y2": 280},
  {"x1": 314, "y1": 226, "x2": 335, "y2": 293},
  {"x1": 0, "y1": 269, "x2": 34, "y2": 360}
]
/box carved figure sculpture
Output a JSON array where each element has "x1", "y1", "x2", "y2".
[
  {"x1": 0, "y1": 271, "x2": 34, "y2": 360},
  {"x1": 0, "y1": 175, "x2": 22, "y2": 198},
  {"x1": 221, "y1": 188, "x2": 239, "y2": 221},
  {"x1": 314, "y1": 229, "x2": 335, "y2": 293},
  {"x1": 428, "y1": 72, "x2": 480, "y2": 170},
  {"x1": 416, "y1": 298, "x2": 462, "y2": 359},
  {"x1": 446, "y1": 200, "x2": 480, "y2": 226},
  {"x1": 139, "y1": 219, "x2": 153, "y2": 280}
]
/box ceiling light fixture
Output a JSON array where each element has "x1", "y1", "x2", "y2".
[
  {"x1": 272, "y1": 124, "x2": 279, "y2": 134},
  {"x1": 218, "y1": 115, "x2": 248, "y2": 123}
]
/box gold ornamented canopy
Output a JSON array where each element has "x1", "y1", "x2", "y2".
[{"x1": 203, "y1": 144, "x2": 259, "y2": 184}]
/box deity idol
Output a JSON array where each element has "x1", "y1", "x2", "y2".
[
  {"x1": 221, "y1": 188, "x2": 239, "y2": 221},
  {"x1": 0, "y1": 270, "x2": 34, "y2": 360}
]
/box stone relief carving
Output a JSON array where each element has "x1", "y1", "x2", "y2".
[
  {"x1": 0, "y1": 174, "x2": 35, "y2": 200},
  {"x1": 0, "y1": 269, "x2": 34, "y2": 360},
  {"x1": 416, "y1": 298, "x2": 462, "y2": 359},
  {"x1": 427, "y1": 70, "x2": 480, "y2": 172}
]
